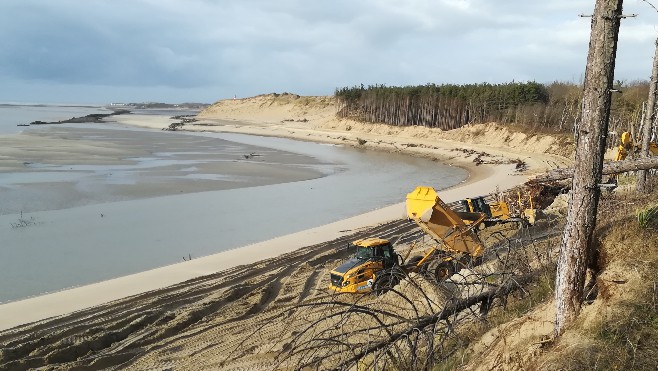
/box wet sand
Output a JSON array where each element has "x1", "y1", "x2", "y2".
[{"x1": 0, "y1": 126, "x2": 326, "y2": 215}]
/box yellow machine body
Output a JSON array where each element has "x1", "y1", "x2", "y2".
[
  {"x1": 328, "y1": 238, "x2": 396, "y2": 293},
  {"x1": 615, "y1": 131, "x2": 634, "y2": 161},
  {"x1": 488, "y1": 201, "x2": 511, "y2": 220},
  {"x1": 462, "y1": 192, "x2": 536, "y2": 225},
  {"x1": 615, "y1": 131, "x2": 658, "y2": 161},
  {"x1": 464, "y1": 198, "x2": 511, "y2": 221},
  {"x1": 406, "y1": 186, "x2": 486, "y2": 258}
]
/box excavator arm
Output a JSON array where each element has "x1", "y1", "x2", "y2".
[{"x1": 614, "y1": 131, "x2": 633, "y2": 161}]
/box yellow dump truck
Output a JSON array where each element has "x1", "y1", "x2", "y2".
[
  {"x1": 329, "y1": 186, "x2": 490, "y2": 294},
  {"x1": 404, "y1": 186, "x2": 488, "y2": 280}
]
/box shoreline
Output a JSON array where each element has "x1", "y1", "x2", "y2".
[
  {"x1": 115, "y1": 115, "x2": 490, "y2": 173},
  {"x1": 109, "y1": 114, "x2": 515, "y2": 187},
  {"x1": 0, "y1": 111, "x2": 557, "y2": 331}
]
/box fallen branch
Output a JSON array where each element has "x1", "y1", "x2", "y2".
[
  {"x1": 534, "y1": 157, "x2": 658, "y2": 183},
  {"x1": 333, "y1": 272, "x2": 539, "y2": 370}
]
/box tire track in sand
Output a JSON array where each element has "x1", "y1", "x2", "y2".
[{"x1": 0, "y1": 219, "x2": 420, "y2": 370}]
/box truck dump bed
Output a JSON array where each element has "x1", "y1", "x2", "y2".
[{"x1": 406, "y1": 186, "x2": 486, "y2": 257}]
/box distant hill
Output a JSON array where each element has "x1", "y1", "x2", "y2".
[{"x1": 109, "y1": 102, "x2": 210, "y2": 110}]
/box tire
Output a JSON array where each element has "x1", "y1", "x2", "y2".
[
  {"x1": 434, "y1": 261, "x2": 456, "y2": 281},
  {"x1": 421, "y1": 258, "x2": 440, "y2": 280},
  {"x1": 373, "y1": 268, "x2": 402, "y2": 296}
]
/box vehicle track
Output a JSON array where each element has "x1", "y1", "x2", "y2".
[{"x1": 0, "y1": 219, "x2": 420, "y2": 370}]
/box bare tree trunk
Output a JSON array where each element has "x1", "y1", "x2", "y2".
[
  {"x1": 637, "y1": 37, "x2": 658, "y2": 192},
  {"x1": 555, "y1": 0, "x2": 624, "y2": 336},
  {"x1": 535, "y1": 157, "x2": 658, "y2": 182}
]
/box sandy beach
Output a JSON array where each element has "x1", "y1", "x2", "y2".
[{"x1": 0, "y1": 96, "x2": 571, "y2": 369}]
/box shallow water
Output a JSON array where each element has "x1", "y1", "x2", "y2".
[
  {"x1": 0, "y1": 108, "x2": 468, "y2": 303},
  {"x1": 0, "y1": 104, "x2": 109, "y2": 134}
]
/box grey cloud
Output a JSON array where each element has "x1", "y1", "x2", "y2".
[{"x1": 0, "y1": 0, "x2": 655, "y2": 103}]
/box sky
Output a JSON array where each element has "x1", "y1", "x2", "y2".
[{"x1": 1, "y1": 0, "x2": 658, "y2": 104}]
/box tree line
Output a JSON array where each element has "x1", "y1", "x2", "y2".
[{"x1": 335, "y1": 80, "x2": 650, "y2": 142}]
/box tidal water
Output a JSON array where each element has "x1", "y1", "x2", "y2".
[
  {"x1": 0, "y1": 105, "x2": 468, "y2": 303},
  {"x1": 0, "y1": 103, "x2": 109, "y2": 134}
]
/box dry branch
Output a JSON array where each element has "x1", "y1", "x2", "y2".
[
  {"x1": 638, "y1": 37, "x2": 658, "y2": 192},
  {"x1": 332, "y1": 272, "x2": 539, "y2": 370}
]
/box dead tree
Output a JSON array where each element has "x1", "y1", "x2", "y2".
[
  {"x1": 637, "y1": 37, "x2": 658, "y2": 192},
  {"x1": 534, "y1": 157, "x2": 658, "y2": 182},
  {"x1": 555, "y1": 0, "x2": 624, "y2": 336}
]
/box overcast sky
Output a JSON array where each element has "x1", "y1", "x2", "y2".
[{"x1": 1, "y1": 0, "x2": 657, "y2": 104}]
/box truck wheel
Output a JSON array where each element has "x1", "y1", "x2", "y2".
[
  {"x1": 373, "y1": 269, "x2": 401, "y2": 296},
  {"x1": 434, "y1": 261, "x2": 456, "y2": 281}
]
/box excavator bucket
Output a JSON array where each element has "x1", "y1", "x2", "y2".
[{"x1": 406, "y1": 186, "x2": 486, "y2": 257}]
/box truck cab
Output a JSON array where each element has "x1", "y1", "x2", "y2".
[{"x1": 328, "y1": 238, "x2": 398, "y2": 293}]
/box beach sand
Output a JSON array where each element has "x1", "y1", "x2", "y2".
[{"x1": 0, "y1": 98, "x2": 571, "y2": 369}]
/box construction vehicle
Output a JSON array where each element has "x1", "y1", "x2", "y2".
[
  {"x1": 328, "y1": 238, "x2": 402, "y2": 293},
  {"x1": 404, "y1": 186, "x2": 489, "y2": 280},
  {"x1": 607, "y1": 131, "x2": 658, "y2": 184},
  {"x1": 461, "y1": 193, "x2": 536, "y2": 226},
  {"x1": 614, "y1": 131, "x2": 658, "y2": 161},
  {"x1": 329, "y1": 186, "x2": 492, "y2": 294}
]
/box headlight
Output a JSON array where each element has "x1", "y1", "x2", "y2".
[{"x1": 342, "y1": 273, "x2": 354, "y2": 286}]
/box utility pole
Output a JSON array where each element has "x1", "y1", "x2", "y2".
[
  {"x1": 637, "y1": 37, "x2": 658, "y2": 192},
  {"x1": 555, "y1": 0, "x2": 624, "y2": 336}
]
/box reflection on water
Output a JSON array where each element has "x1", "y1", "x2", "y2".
[{"x1": 0, "y1": 125, "x2": 468, "y2": 303}]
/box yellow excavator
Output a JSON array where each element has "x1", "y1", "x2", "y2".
[
  {"x1": 614, "y1": 131, "x2": 658, "y2": 161},
  {"x1": 607, "y1": 131, "x2": 658, "y2": 184},
  {"x1": 329, "y1": 186, "x2": 529, "y2": 294},
  {"x1": 460, "y1": 192, "x2": 536, "y2": 226}
]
